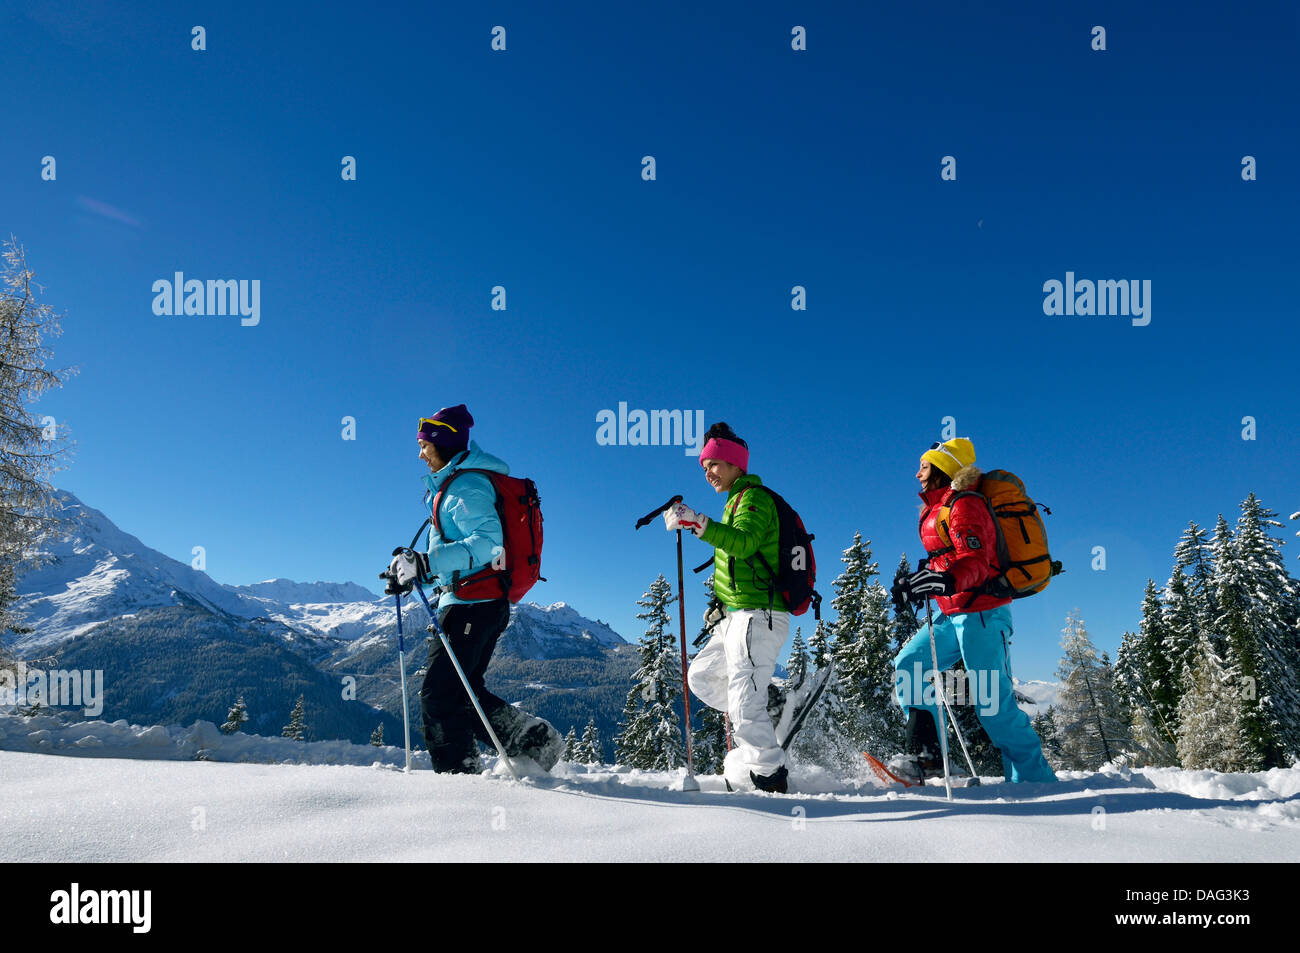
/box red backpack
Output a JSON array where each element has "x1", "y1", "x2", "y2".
[{"x1": 421, "y1": 469, "x2": 544, "y2": 603}]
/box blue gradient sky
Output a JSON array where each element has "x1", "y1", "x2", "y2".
[{"x1": 4, "y1": 0, "x2": 1298, "y2": 680}]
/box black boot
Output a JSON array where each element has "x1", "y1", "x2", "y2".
[
  {"x1": 904, "y1": 708, "x2": 940, "y2": 757},
  {"x1": 750, "y1": 765, "x2": 789, "y2": 794},
  {"x1": 429, "y1": 741, "x2": 480, "y2": 774}
]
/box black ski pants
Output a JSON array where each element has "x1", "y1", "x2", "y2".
[{"x1": 420, "y1": 599, "x2": 513, "y2": 772}]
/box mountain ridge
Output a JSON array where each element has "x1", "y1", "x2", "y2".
[{"x1": 13, "y1": 490, "x2": 629, "y2": 660}]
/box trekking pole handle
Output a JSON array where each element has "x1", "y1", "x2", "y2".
[{"x1": 635, "y1": 495, "x2": 684, "y2": 530}]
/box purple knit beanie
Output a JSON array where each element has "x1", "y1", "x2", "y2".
[{"x1": 417, "y1": 405, "x2": 473, "y2": 454}]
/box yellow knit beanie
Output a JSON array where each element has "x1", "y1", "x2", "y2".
[{"x1": 922, "y1": 437, "x2": 976, "y2": 479}]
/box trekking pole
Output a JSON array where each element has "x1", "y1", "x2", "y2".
[
  {"x1": 675, "y1": 524, "x2": 699, "y2": 790},
  {"x1": 394, "y1": 592, "x2": 412, "y2": 773},
  {"x1": 924, "y1": 597, "x2": 954, "y2": 801},
  {"x1": 411, "y1": 583, "x2": 520, "y2": 782},
  {"x1": 935, "y1": 669, "x2": 979, "y2": 782},
  {"x1": 635, "y1": 495, "x2": 699, "y2": 791}
]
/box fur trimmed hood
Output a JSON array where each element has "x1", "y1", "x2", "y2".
[{"x1": 951, "y1": 465, "x2": 983, "y2": 492}]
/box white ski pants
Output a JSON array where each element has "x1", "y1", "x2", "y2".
[{"x1": 688, "y1": 608, "x2": 789, "y2": 788}]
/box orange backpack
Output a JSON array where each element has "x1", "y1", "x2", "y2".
[{"x1": 935, "y1": 469, "x2": 1061, "y2": 599}]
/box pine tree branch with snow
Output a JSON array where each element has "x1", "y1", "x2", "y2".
[
  {"x1": 1053, "y1": 610, "x2": 1132, "y2": 770},
  {"x1": 613, "y1": 575, "x2": 686, "y2": 771},
  {"x1": 282, "y1": 695, "x2": 307, "y2": 742},
  {"x1": 0, "y1": 238, "x2": 78, "y2": 638},
  {"x1": 220, "y1": 696, "x2": 249, "y2": 735}
]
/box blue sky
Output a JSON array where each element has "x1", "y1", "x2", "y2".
[{"x1": 4, "y1": 0, "x2": 1298, "y2": 681}]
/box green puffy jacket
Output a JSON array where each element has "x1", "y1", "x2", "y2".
[{"x1": 700, "y1": 474, "x2": 787, "y2": 612}]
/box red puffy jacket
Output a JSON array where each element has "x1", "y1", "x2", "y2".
[{"x1": 918, "y1": 476, "x2": 1011, "y2": 616}]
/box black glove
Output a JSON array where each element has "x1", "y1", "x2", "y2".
[
  {"x1": 379, "y1": 568, "x2": 413, "y2": 597},
  {"x1": 894, "y1": 567, "x2": 956, "y2": 607},
  {"x1": 891, "y1": 566, "x2": 911, "y2": 616}
]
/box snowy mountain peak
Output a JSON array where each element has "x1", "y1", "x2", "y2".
[
  {"x1": 14, "y1": 489, "x2": 628, "y2": 656},
  {"x1": 500, "y1": 603, "x2": 628, "y2": 659},
  {"x1": 15, "y1": 490, "x2": 394, "y2": 648},
  {"x1": 15, "y1": 490, "x2": 260, "y2": 649},
  {"x1": 230, "y1": 578, "x2": 381, "y2": 605}
]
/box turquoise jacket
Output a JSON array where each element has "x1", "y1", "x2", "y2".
[{"x1": 420, "y1": 441, "x2": 508, "y2": 616}]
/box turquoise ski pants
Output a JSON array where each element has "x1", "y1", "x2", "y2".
[{"x1": 892, "y1": 605, "x2": 1057, "y2": 783}]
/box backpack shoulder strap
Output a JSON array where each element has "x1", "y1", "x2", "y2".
[
  {"x1": 734, "y1": 485, "x2": 780, "y2": 606},
  {"x1": 431, "y1": 468, "x2": 501, "y2": 542},
  {"x1": 947, "y1": 489, "x2": 999, "y2": 534},
  {"x1": 730, "y1": 484, "x2": 752, "y2": 513},
  {"x1": 945, "y1": 489, "x2": 1010, "y2": 608}
]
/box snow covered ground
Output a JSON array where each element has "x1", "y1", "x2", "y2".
[{"x1": 2, "y1": 713, "x2": 1297, "y2": 863}]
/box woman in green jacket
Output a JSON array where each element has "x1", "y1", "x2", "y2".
[{"x1": 665, "y1": 422, "x2": 791, "y2": 793}]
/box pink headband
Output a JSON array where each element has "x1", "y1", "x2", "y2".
[{"x1": 699, "y1": 437, "x2": 749, "y2": 472}]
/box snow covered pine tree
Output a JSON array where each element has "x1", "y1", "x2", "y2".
[
  {"x1": 282, "y1": 695, "x2": 306, "y2": 741},
  {"x1": 615, "y1": 575, "x2": 686, "y2": 770},
  {"x1": 221, "y1": 696, "x2": 249, "y2": 735}
]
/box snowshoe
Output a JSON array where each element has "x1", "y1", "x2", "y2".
[
  {"x1": 863, "y1": 751, "x2": 918, "y2": 787},
  {"x1": 514, "y1": 716, "x2": 564, "y2": 772},
  {"x1": 769, "y1": 657, "x2": 832, "y2": 748},
  {"x1": 884, "y1": 753, "x2": 925, "y2": 786},
  {"x1": 486, "y1": 707, "x2": 563, "y2": 772},
  {"x1": 925, "y1": 754, "x2": 977, "y2": 785},
  {"x1": 873, "y1": 751, "x2": 973, "y2": 787}
]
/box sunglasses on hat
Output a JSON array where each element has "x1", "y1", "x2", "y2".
[{"x1": 419, "y1": 417, "x2": 458, "y2": 433}]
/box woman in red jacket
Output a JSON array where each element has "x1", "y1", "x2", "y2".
[{"x1": 889, "y1": 438, "x2": 1057, "y2": 784}]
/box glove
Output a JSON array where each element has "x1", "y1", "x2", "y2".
[
  {"x1": 890, "y1": 568, "x2": 911, "y2": 616},
  {"x1": 388, "y1": 547, "x2": 432, "y2": 588},
  {"x1": 909, "y1": 567, "x2": 954, "y2": 596},
  {"x1": 663, "y1": 501, "x2": 709, "y2": 537},
  {"x1": 379, "y1": 568, "x2": 412, "y2": 597},
  {"x1": 702, "y1": 599, "x2": 725, "y2": 630},
  {"x1": 893, "y1": 567, "x2": 956, "y2": 609},
  {"x1": 694, "y1": 598, "x2": 726, "y2": 647}
]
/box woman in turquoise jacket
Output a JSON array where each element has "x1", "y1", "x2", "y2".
[{"x1": 388, "y1": 405, "x2": 561, "y2": 773}]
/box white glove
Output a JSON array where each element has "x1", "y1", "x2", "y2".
[{"x1": 663, "y1": 501, "x2": 709, "y2": 537}]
